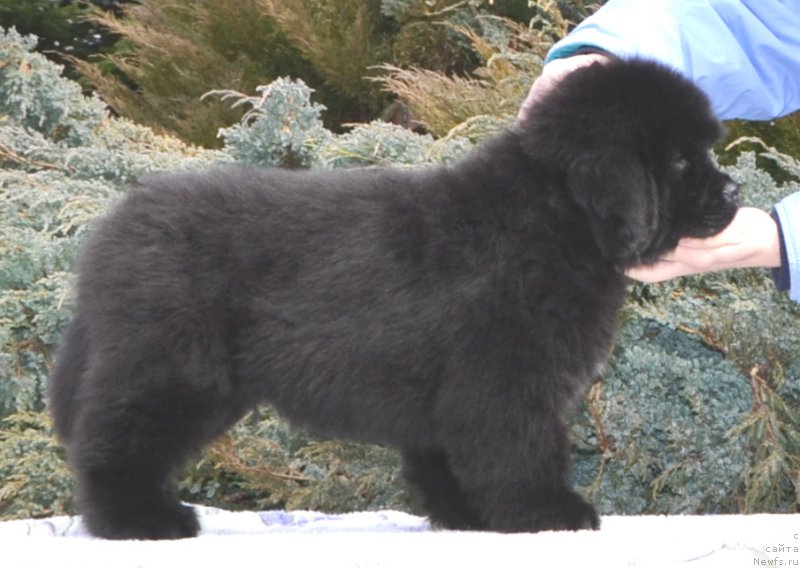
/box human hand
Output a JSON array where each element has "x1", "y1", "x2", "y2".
[
  {"x1": 517, "y1": 52, "x2": 611, "y2": 121},
  {"x1": 625, "y1": 207, "x2": 781, "y2": 283}
]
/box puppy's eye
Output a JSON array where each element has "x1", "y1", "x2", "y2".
[{"x1": 671, "y1": 157, "x2": 690, "y2": 175}]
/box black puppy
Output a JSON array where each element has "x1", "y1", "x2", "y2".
[{"x1": 49, "y1": 58, "x2": 739, "y2": 539}]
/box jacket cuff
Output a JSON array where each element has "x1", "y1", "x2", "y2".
[
  {"x1": 545, "y1": 44, "x2": 610, "y2": 64},
  {"x1": 773, "y1": 193, "x2": 800, "y2": 301},
  {"x1": 771, "y1": 209, "x2": 790, "y2": 292}
]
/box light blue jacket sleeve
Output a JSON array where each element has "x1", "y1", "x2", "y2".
[
  {"x1": 547, "y1": 0, "x2": 800, "y2": 121},
  {"x1": 774, "y1": 193, "x2": 800, "y2": 301}
]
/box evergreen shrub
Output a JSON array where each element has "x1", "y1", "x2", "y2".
[
  {"x1": 0, "y1": 412, "x2": 73, "y2": 519},
  {"x1": 74, "y1": 0, "x2": 567, "y2": 146},
  {"x1": 73, "y1": 0, "x2": 317, "y2": 148},
  {"x1": 211, "y1": 79, "x2": 331, "y2": 169},
  {"x1": 0, "y1": 28, "x2": 106, "y2": 146}
]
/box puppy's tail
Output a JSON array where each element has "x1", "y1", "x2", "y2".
[{"x1": 48, "y1": 315, "x2": 89, "y2": 443}]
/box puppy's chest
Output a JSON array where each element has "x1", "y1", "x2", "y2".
[{"x1": 519, "y1": 275, "x2": 625, "y2": 356}]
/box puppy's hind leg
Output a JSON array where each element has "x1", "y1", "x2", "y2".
[
  {"x1": 69, "y1": 355, "x2": 241, "y2": 540},
  {"x1": 48, "y1": 316, "x2": 90, "y2": 443},
  {"x1": 76, "y1": 462, "x2": 200, "y2": 540}
]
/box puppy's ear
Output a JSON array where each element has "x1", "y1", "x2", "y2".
[{"x1": 567, "y1": 150, "x2": 659, "y2": 264}]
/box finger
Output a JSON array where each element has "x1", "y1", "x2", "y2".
[
  {"x1": 625, "y1": 260, "x2": 692, "y2": 283},
  {"x1": 673, "y1": 236, "x2": 738, "y2": 250}
]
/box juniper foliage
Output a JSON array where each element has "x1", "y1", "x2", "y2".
[
  {"x1": 0, "y1": 412, "x2": 73, "y2": 519},
  {"x1": 0, "y1": 28, "x2": 106, "y2": 146},
  {"x1": 210, "y1": 79, "x2": 331, "y2": 169}
]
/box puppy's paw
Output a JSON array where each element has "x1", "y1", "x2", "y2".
[
  {"x1": 530, "y1": 491, "x2": 600, "y2": 532},
  {"x1": 83, "y1": 502, "x2": 200, "y2": 540},
  {"x1": 488, "y1": 489, "x2": 599, "y2": 533},
  {"x1": 427, "y1": 510, "x2": 486, "y2": 532}
]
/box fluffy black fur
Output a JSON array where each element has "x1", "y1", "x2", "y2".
[{"x1": 49, "y1": 58, "x2": 739, "y2": 539}]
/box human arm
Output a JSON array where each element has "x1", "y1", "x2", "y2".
[{"x1": 523, "y1": 0, "x2": 800, "y2": 121}]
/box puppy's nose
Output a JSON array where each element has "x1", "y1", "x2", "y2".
[{"x1": 723, "y1": 179, "x2": 740, "y2": 203}]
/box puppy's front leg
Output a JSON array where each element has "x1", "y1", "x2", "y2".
[{"x1": 437, "y1": 393, "x2": 599, "y2": 533}]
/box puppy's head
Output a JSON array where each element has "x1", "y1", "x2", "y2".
[{"x1": 520, "y1": 57, "x2": 739, "y2": 268}]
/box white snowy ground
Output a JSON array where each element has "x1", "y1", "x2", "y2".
[{"x1": 0, "y1": 506, "x2": 797, "y2": 567}]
